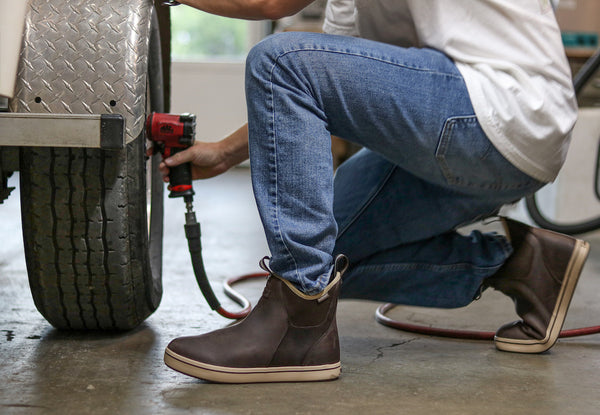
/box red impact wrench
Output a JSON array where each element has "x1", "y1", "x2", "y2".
[
  {"x1": 146, "y1": 112, "x2": 196, "y2": 199},
  {"x1": 146, "y1": 112, "x2": 251, "y2": 319}
]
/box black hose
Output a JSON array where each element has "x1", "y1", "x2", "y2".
[
  {"x1": 184, "y1": 211, "x2": 221, "y2": 311},
  {"x1": 184, "y1": 205, "x2": 251, "y2": 319}
]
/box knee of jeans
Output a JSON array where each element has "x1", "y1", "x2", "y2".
[
  {"x1": 247, "y1": 34, "x2": 287, "y2": 70},
  {"x1": 246, "y1": 32, "x2": 314, "y2": 80},
  {"x1": 246, "y1": 36, "x2": 276, "y2": 87}
]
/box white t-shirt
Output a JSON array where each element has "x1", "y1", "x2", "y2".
[{"x1": 323, "y1": 0, "x2": 577, "y2": 183}]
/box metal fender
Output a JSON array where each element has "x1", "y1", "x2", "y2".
[{"x1": 9, "y1": 0, "x2": 154, "y2": 144}]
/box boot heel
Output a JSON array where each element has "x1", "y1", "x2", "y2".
[{"x1": 494, "y1": 238, "x2": 589, "y2": 353}]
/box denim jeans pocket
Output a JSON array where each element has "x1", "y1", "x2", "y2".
[{"x1": 435, "y1": 115, "x2": 540, "y2": 191}]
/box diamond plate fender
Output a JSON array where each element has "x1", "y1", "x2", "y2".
[{"x1": 9, "y1": 0, "x2": 154, "y2": 145}]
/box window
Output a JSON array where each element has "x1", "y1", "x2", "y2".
[{"x1": 170, "y1": 8, "x2": 268, "y2": 61}]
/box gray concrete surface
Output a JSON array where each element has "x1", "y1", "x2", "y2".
[{"x1": 1, "y1": 168, "x2": 600, "y2": 415}]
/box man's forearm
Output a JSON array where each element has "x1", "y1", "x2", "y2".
[
  {"x1": 175, "y1": 0, "x2": 314, "y2": 21},
  {"x1": 222, "y1": 123, "x2": 250, "y2": 168}
]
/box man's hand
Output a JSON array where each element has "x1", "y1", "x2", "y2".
[
  {"x1": 156, "y1": 123, "x2": 250, "y2": 182},
  {"x1": 159, "y1": 141, "x2": 229, "y2": 181}
]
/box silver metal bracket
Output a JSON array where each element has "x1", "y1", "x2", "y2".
[{"x1": 0, "y1": 113, "x2": 125, "y2": 150}]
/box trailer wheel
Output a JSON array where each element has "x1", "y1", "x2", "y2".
[{"x1": 19, "y1": 10, "x2": 164, "y2": 330}]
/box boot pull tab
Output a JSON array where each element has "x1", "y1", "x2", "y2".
[
  {"x1": 259, "y1": 256, "x2": 274, "y2": 275},
  {"x1": 334, "y1": 254, "x2": 349, "y2": 276},
  {"x1": 318, "y1": 255, "x2": 349, "y2": 303}
]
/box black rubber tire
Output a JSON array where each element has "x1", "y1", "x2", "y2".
[{"x1": 19, "y1": 10, "x2": 164, "y2": 330}]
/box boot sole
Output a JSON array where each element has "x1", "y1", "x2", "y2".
[
  {"x1": 164, "y1": 348, "x2": 341, "y2": 383},
  {"x1": 495, "y1": 238, "x2": 590, "y2": 353}
]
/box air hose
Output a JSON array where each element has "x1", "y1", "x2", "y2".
[
  {"x1": 183, "y1": 195, "x2": 252, "y2": 320},
  {"x1": 147, "y1": 109, "x2": 254, "y2": 320},
  {"x1": 374, "y1": 303, "x2": 600, "y2": 340}
]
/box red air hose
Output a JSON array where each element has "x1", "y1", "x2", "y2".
[
  {"x1": 217, "y1": 272, "x2": 267, "y2": 319},
  {"x1": 374, "y1": 303, "x2": 600, "y2": 340}
]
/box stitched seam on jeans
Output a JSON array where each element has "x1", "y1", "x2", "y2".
[
  {"x1": 267, "y1": 53, "x2": 303, "y2": 290},
  {"x1": 435, "y1": 118, "x2": 457, "y2": 185},
  {"x1": 434, "y1": 116, "x2": 539, "y2": 191},
  {"x1": 274, "y1": 47, "x2": 464, "y2": 80}
]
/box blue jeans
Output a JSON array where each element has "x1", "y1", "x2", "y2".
[{"x1": 245, "y1": 32, "x2": 543, "y2": 307}]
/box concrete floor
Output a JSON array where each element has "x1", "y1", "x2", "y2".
[{"x1": 1, "y1": 168, "x2": 600, "y2": 415}]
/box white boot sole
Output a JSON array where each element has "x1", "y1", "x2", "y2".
[{"x1": 164, "y1": 348, "x2": 341, "y2": 383}]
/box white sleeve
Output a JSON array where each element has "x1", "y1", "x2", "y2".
[{"x1": 322, "y1": 0, "x2": 359, "y2": 36}]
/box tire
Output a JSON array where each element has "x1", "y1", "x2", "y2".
[{"x1": 19, "y1": 11, "x2": 164, "y2": 330}]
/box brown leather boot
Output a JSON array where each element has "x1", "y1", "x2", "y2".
[
  {"x1": 484, "y1": 217, "x2": 589, "y2": 353},
  {"x1": 164, "y1": 255, "x2": 348, "y2": 383}
]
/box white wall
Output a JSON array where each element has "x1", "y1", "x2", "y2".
[
  {"x1": 554, "y1": 108, "x2": 600, "y2": 222},
  {"x1": 170, "y1": 61, "x2": 247, "y2": 143}
]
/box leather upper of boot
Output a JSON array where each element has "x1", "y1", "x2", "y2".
[
  {"x1": 485, "y1": 219, "x2": 577, "y2": 340},
  {"x1": 167, "y1": 270, "x2": 341, "y2": 368}
]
